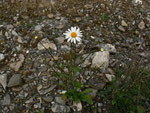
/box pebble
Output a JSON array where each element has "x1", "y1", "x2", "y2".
[
  {"x1": 0, "y1": 53, "x2": 5, "y2": 62},
  {"x1": 54, "y1": 37, "x2": 65, "y2": 44},
  {"x1": 7, "y1": 74, "x2": 23, "y2": 87},
  {"x1": 43, "y1": 96, "x2": 53, "y2": 102},
  {"x1": 105, "y1": 74, "x2": 115, "y2": 82},
  {"x1": 12, "y1": 30, "x2": 18, "y2": 36},
  {"x1": 138, "y1": 21, "x2": 145, "y2": 30},
  {"x1": 118, "y1": 26, "x2": 125, "y2": 32},
  {"x1": 47, "y1": 13, "x2": 54, "y2": 19},
  {"x1": 55, "y1": 96, "x2": 66, "y2": 105},
  {"x1": 0, "y1": 74, "x2": 7, "y2": 89},
  {"x1": 121, "y1": 20, "x2": 128, "y2": 27},
  {"x1": 88, "y1": 89, "x2": 98, "y2": 99},
  {"x1": 51, "y1": 104, "x2": 70, "y2": 113},
  {"x1": 35, "y1": 25, "x2": 42, "y2": 31},
  {"x1": 37, "y1": 38, "x2": 57, "y2": 51}
]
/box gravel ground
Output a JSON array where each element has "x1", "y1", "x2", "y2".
[{"x1": 0, "y1": 0, "x2": 150, "y2": 113}]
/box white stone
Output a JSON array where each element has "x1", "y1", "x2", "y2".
[
  {"x1": 91, "y1": 51, "x2": 109, "y2": 68},
  {"x1": 105, "y1": 74, "x2": 115, "y2": 82},
  {"x1": 138, "y1": 21, "x2": 145, "y2": 30},
  {"x1": 0, "y1": 53, "x2": 5, "y2": 61},
  {"x1": 37, "y1": 38, "x2": 57, "y2": 50},
  {"x1": 121, "y1": 20, "x2": 128, "y2": 27},
  {"x1": 35, "y1": 25, "x2": 42, "y2": 31},
  {"x1": 72, "y1": 102, "x2": 82, "y2": 111}
]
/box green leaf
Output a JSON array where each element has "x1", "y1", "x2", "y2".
[
  {"x1": 81, "y1": 94, "x2": 93, "y2": 104},
  {"x1": 82, "y1": 88, "x2": 92, "y2": 94},
  {"x1": 75, "y1": 81, "x2": 82, "y2": 88},
  {"x1": 56, "y1": 72, "x2": 69, "y2": 79}
]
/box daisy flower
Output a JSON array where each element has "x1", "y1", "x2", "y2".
[{"x1": 63, "y1": 27, "x2": 82, "y2": 44}]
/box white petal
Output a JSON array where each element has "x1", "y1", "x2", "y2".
[
  {"x1": 76, "y1": 37, "x2": 81, "y2": 41},
  {"x1": 71, "y1": 27, "x2": 74, "y2": 32},
  {"x1": 67, "y1": 37, "x2": 72, "y2": 42},
  {"x1": 74, "y1": 38, "x2": 76, "y2": 44}
]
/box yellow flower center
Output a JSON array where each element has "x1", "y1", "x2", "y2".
[{"x1": 71, "y1": 32, "x2": 77, "y2": 38}]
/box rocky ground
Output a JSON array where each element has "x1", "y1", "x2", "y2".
[{"x1": 0, "y1": 0, "x2": 150, "y2": 113}]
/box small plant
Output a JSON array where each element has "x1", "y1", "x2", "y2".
[
  {"x1": 99, "y1": 58, "x2": 150, "y2": 113},
  {"x1": 101, "y1": 13, "x2": 110, "y2": 21}
]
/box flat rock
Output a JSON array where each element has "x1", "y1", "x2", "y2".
[
  {"x1": 7, "y1": 74, "x2": 23, "y2": 87},
  {"x1": 55, "y1": 96, "x2": 66, "y2": 105},
  {"x1": 9, "y1": 54, "x2": 25, "y2": 71},
  {"x1": 51, "y1": 104, "x2": 70, "y2": 113},
  {"x1": 88, "y1": 89, "x2": 98, "y2": 99},
  {"x1": 0, "y1": 53, "x2": 5, "y2": 61},
  {"x1": 47, "y1": 13, "x2": 54, "y2": 18},
  {"x1": 0, "y1": 74, "x2": 7, "y2": 89},
  {"x1": 43, "y1": 96, "x2": 53, "y2": 102},
  {"x1": 97, "y1": 44, "x2": 117, "y2": 53},
  {"x1": 91, "y1": 51, "x2": 109, "y2": 69},
  {"x1": 37, "y1": 38, "x2": 57, "y2": 50},
  {"x1": 2, "y1": 94, "x2": 11, "y2": 105},
  {"x1": 54, "y1": 37, "x2": 65, "y2": 44},
  {"x1": 35, "y1": 25, "x2": 42, "y2": 31}
]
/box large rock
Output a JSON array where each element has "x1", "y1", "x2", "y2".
[
  {"x1": 98, "y1": 44, "x2": 117, "y2": 54},
  {"x1": 7, "y1": 74, "x2": 23, "y2": 87},
  {"x1": 51, "y1": 104, "x2": 70, "y2": 113},
  {"x1": 55, "y1": 96, "x2": 66, "y2": 105},
  {"x1": 0, "y1": 74, "x2": 7, "y2": 89},
  {"x1": 91, "y1": 51, "x2": 109, "y2": 69},
  {"x1": 37, "y1": 38, "x2": 57, "y2": 50}
]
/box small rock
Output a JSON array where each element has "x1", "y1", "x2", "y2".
[
  {"x1": 43, "y1": 96, "x2": 53, "y2": 102},
  {"x1": 7, "y1": 74, "x2": 23, "y2": 87},
  {"x1": 98, "y1": 44, "x2": 117, "y2": 53},
  {"x1": 98, "y1": 103, "x2": 103, "y2": 107},
  {"x1": 51, "y1": 104, "x2": 70, "y2": 113},
  {"x1": 2, "y1": 94, "x2": 11, "y2": 105},
  {"x1": 118, "y1": 26, "x2": 125, "y2": 32},
  {"x1": 121, "y1": 20, "x2": 128, "y2": 27},
  {"x1": 81, "y1": 54, "x2": 93, "y2": 67},
  {"x1": 0, "y1": 74, "x2": 7, "y2": 89},
  {"x1": 35, "y1": 25, "x2": 42, "y2": 31},
  {"x1": 0, "y1": 53, "x2": 5, "y2": 61},
  {"x1": 61, "y1": 45, "x2": 71, "y2": 51},
  {"x1": 17, "y1": 36, "x2": 23, "y2": 43},
  {"x1": 48, "y1": 13, "x2": 54, "y2": 19},
  {"x1": 37, "y1": 38, "x2": 57, "y2": 50},
  {"x1": 105, "y1": 74, "x2": 115, "y2": 82},
  {"x1": 72, "y1": 102, "x2": 82, "y2": 111},
  {"x1": 91, "y1": 51, "x2": 109, "y2": 69},
  {"x1": 13, "y1": 16, "x2": 18, "y2": 21},
  {"x1": 55, "y1": 96, "x2": 66, "y2": 105},
  {"x1": 12, "y1": 30, "x2": 18, "y2": 36},
  {"x1": 138, "y1": 21, "x2": 145, "y2": 30},
  {"x1": 56, "y1": 24, "x2": 64, "y2": 29},
  {"x1": 34, "y1": 103, "x2": 41, "y2": 109},
  {"x1": 54, "y1": 37, "x2": 65, "y2": 44},
  {"x1": 9, "y1": 54, "x2": 25, "y2": 71},
  {"x1": 25, "y1": 97, "x2": 33, "y2": 104}
]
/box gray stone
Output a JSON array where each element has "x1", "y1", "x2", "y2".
[
  {"x1": 138, "y1": 21, "x2": 145, "y2": 30},
  {"x1": 0, "y1": 74, "x2": 7, "y2": 89},
  {"x1": 7, "y1": 74, "x2": 23, "y2": 87},
  {"x1": 6, "y1": 24, "x2": 13, "y2": 30},
  {"x1": 51, "y1": 104, "x2": 70, "y2": 113},
  {"x1": 81, "y1": 54, "x2": 93, "y2": 67},
  {"x1": 95, "y1": 82, "x2": 106, "y2": 90},
  {"x1": 12, "y1": 30, "x2": 18, "y2": 36},
  {"x1": 35, "y1": 25, "x2": 42, "y2": 31},
  {"x1": 55, "y1": 96, "x2": 66, "y2": 105},
  {"x1": 38, "y1": 38, "x2": 57, "y2": 51},
  {"x1": 43, "y1": 96, "x2": 53, "y2": 102},
  {"x1": 98, "y1": 44, "x2": 117, "y2": 53},
  {"x1": 2, "y1": 94, "x2": 11, "y2": 105},
  {"x1": 25, "y1": 97, "x2": 33, "y2": 104},
  {"x1": 54, "y1": 37, "x2": 65, "y2": 44},
  {"x1": 0, "y1": 53, "x2": 5, "y2": 61},
  {"x1": 91, "y1": 51, "x2": 109, "y2": 69},
  {"x1": 61, "y1": 45, "x2": 71, "y2": 51},
  {"x1": 47, "y1": 13, "x2": 54, "y2": 19}
]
